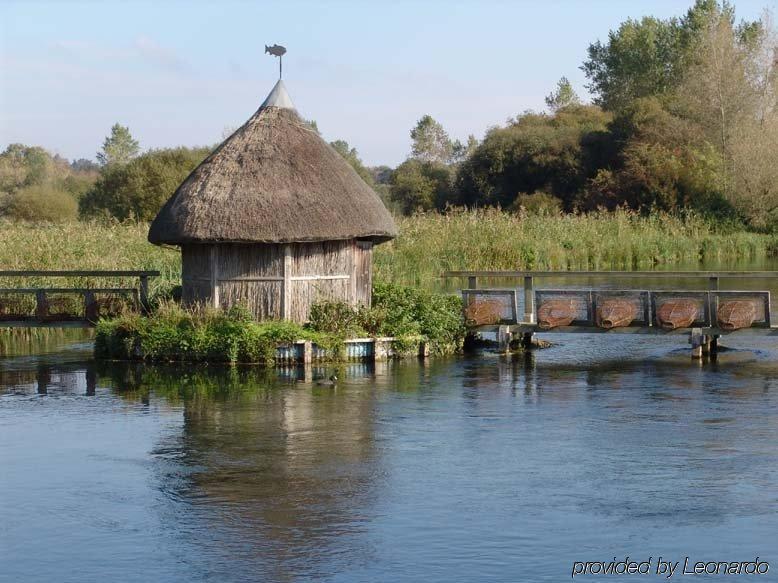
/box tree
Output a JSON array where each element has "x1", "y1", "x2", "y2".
[
  {"x1": 451, "y1": 135, "x2": 479, "y2": 164},
  {"x1": 71, "y1": 158, "x2": 100, "y2": 173},
  {"x1": 390, "y1": 159, "x2": 454, "y2": 214},
  {"x1": 329, "y1": 140, "x2": 375, "y2": 186},
  {"x1": 455, "y1": 106, "x2": 612, "y2": 210},
  {"x1": 97, "y1": 123, "x2": 140, "y2": 166},
  {"x1": 410, "y1": 115, "x2": 453, "y2": 163},
  {"x1": 80, "y1": 146, "x2": 209, "y2": 221},
  {"x1": 667, "y1": 8, "x2": 778, "y2": 227},
  {"x1": 581, "y1": 1, "x2": 742, "y2": 111},
  {"x1": 545, "y1": 77, "x2": 581, "y2": 111},
  {"x1": 579, "y1": 97, "x2": 726, "y2": 212}
]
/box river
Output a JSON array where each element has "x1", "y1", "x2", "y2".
[{"x1": 2, "y1": 324, "x2": 778, "y2": 582}]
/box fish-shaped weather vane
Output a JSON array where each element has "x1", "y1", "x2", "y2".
[{"x1": 265, "y1": 44, "x2": 287, "y2": 79}]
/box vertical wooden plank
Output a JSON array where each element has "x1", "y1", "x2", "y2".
[
  {"x1": 523, "y1": 276, "x2": 534, "y2": 324},
  {"x1": 282, "y1": 244, "x2": 292, "y2": 320},
  {"x1": 468, "y1": 276, "x2": 478, "y2": 289},
  {"x1": 35, "y1": 290, "x2": 46, "y2": 320},
  {"x1": 354, "y1": 240, "x2": 373, "y2": 307},
  {"x1": 708, "y1": 276, "x2": 719, "y2": 325},
  {"x1": 84, "y1": 290, "x2": 96, "y2": 321},
  {"x1": 210, "y1": 245, "x2": 220, "y2": 309},
  {"x1": 139, "y1": 275, "x2": 149, "y2": 313},
  {"x1": 690, "y1": 328, "x2": 703, "y2": 359},
  {"x1": 351, "y1": 240, "x2": 357, "y2": 305}
]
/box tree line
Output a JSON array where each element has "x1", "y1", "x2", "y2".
[
  {"x1": 390, "y1": 0, "x2": 778, "y2": 230},
  {"x1": 2, "y1": 1, "x2": 776, "y2": 229}
]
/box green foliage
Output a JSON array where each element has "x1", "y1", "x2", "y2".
[
  {"x1": 373, "y1": 208, "x2": 774, "y2": 284},
  {"x1": 456, "y1": 105, "x2": 612, "y2": 210},
  {"x1": 308, "y1": 300, "x2": 364, "y2": 336},
  {"x1": 80, "y1": 146, "x2": 210, "y2": 221},
  {"x1": 0, "y1": 144, "x2": 95, "y2": 221},
  {"x1": 545, "y1": 77, "x2": 581, "y2": 111},
  {"x1": 95, "y1": 302, "x2": 319, "y2": 364},
  {"x1": 581, "y1": 1, "x2": 737, "y2": 111},
  {"x1": 390, "y1": 158, "x2": 454, "y2": 213},
  {"x1": 97, "y1": 123, "x2": 140, "y2": 166},
  {"x1": 95, "y1": 280, "x2": 466, "y2": 363},
  {"x1": 371, "y1": 281, "x2": 465, "y2": 354},
  {"x1": 5, "y1": 184, "x2": 78, "y2": 222}
]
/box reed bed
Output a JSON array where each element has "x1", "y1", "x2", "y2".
[
  {"x1": 374, "y1": 209, "x2": 778, "y2": 285},
  {"x1": 1, "y1": 211, "x2": 776, "y2": 293}
]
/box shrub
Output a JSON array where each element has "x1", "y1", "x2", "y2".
[{"x1": 5, "y1": 185, "x2": 78, "y2": 222}]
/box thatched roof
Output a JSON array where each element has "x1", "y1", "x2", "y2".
[{"x1": 148, "y1": 80, "x2": 397, "y2": 245}]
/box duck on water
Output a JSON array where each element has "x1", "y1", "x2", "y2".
[{"x1": 315, "y1": 375, "x2": 338, "y2": 387}]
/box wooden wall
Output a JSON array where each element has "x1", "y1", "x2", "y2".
[{"x1": 181, "y1": 239, "x2": 373, "y2": 323}]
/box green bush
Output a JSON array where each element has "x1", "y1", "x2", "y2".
[
  {"x1": 79, "y1": 146, "x2": 210, "y2": 221},
  {"x1": 95, "y1": 302, "x2": 314, "y2": 364},
  {"x1": 95, "y1": 282, "x2": 466, "y2": 363},
  {"x1": 6, "y1": 185, "x2": 78, "y2": 222}
]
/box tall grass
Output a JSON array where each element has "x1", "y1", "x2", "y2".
[
  {"x1": 1, "y1": 211, "x2": 776, "y2": 292},
  {"x1": 374, "y1": 209, "x2": 778, "y2": 285},
  {"x1": 0, "y1": 220, "x2": 180, "y2": 295}
]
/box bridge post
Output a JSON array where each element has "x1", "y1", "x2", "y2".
[
  {"x1": 497, "y1": 325, "x2": 512, "y2": 353},
  {"x1": 701, "y1": 335, "x2": 711, "y2": 356},
  {"x1": 83, "y1": 290, "x2": 96, "y2": 321},
  {"x1": 523, "y1": 276, "x2": 535, "y2": 324},
  {"x1": 35, "y1": 290, "x2": 46, "y2": 320},
  {"x1": 468, "y1": 276, "x2": 478, "y2": 289},
  {"x1": 690, "y1": 328, "x2": 703, "y2": 359}
]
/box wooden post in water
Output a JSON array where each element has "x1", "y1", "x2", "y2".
[
  {"x1": 521, "y1": 331, "x2": 534, "y2": 349},
  {"x1": 701, "y1": 335, "x2": 711, "y2": 356},
  {"x1": 497, "y1": 325, "x2": 512, "y2": 353},
  {"x1": 690, "y1": 328, "x2": 703, "y2": 359}
]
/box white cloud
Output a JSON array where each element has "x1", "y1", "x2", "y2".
[
  {"x1": 134, "y1": 35, "x2": 189, "y2": 73},
  {"x1": 48, "y1": 36, "x2": 190, "y2": 74}
]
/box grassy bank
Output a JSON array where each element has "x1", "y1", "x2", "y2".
[
  {"x1": 95, "y1": 282, "x2": 465, "y2": 364},
  {"x1": 1, "y1": 211, "x2": 776, "y2": 294}
]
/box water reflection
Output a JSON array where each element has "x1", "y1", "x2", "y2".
[{"x1": 3, "y1": 338, "x2": 778, "y2": 582}]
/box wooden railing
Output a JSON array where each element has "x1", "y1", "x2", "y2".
[{"x1": 0, "y1": 271, "x2": 160, "y2": 327}]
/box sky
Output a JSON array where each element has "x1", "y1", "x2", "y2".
[{"x1": 1, "y1": 0, "x2": 775, "y2": 166}]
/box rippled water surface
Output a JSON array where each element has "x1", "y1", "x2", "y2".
[{"x1": 2, "y1": 331, "x2": 778, "y2": 582}]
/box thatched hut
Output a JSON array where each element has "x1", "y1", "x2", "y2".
[{"x1": 148, "y1": 80, "x2": 397, "y2": 322}]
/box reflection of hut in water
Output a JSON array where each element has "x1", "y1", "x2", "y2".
[
  {"x1": 148, "y1": 80, "x2": 397, "y2": 323},
  {"x1": 149, "y1": 368, "x2": 384, "y2": 579}
]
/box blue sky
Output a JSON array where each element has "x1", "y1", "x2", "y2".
[{"x1": 1, "y1": 0, "x2": 774, "y2": 166}]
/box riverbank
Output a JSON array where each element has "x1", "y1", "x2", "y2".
[
  {"x1": 2, "y1": 210, "x2": 776, "y2": 298},
  {"x1": 94, "y1": 282, "x2": 465, "y2": 364}
]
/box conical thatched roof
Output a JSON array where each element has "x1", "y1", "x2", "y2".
[{"x1": 148, "y1": 80, "x2": 397, "y2": 245}]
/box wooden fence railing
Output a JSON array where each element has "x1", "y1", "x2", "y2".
[{"x1": 0, "y1": 271, "x2": 160, "y2": 327}]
